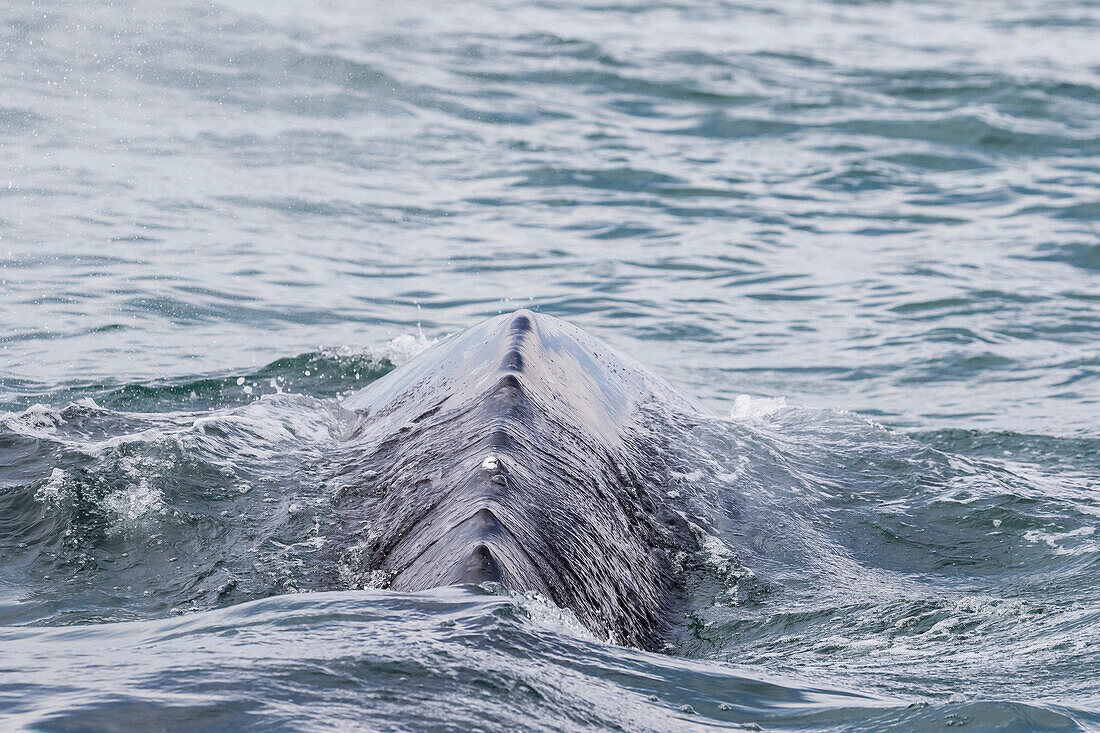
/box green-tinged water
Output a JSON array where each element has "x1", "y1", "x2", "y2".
[{"x1": 1, "y1": 0, "x2": 1098, "y2": 730}]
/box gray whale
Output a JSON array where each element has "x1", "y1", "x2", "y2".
[{"x1": 337, "y1": 310, "x2": 701, "y2": 649}]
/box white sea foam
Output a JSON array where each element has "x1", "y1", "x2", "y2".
[
  {"x1": 2, "y1": 399, "x2": 108, "y2": 440},
  {"x1": 102, "y1": 454, "x2": 171, "y2": 526},
  {"x1": 509, "y1": 589, "x2": 601, "y2": 644},
  {"x1": 71, "y1": 397, "x2": 102, "y2": 411},
  {"x1": 729, "y1": 394, "x2": 787, "y2": 422},
  {"x1": 2, "y1": 404, "x2": 64, "y2": 439},
  {"x1": 103, "y1": 481, "x2": 168, "y2": 524},
  {"x1": 34, "y1": 468, "x2": 69, "y2": 504},
  {"x1": 375, "y1": 328, "x2": 438, "y2": 365},
  {"x1": 323, "y1": 327, "x2": 438, "y2": 369},
  {"x1": 1023, "y1": 526, "x2": 1097, "y2": 556},
  {"x1": 688, "y1": 522, "x2": 759, "y2": 607}
]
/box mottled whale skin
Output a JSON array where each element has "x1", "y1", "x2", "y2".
[{"x1": 338, "y1": 310, "x2": 700, "y2": 649}]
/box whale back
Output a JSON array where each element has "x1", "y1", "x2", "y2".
[{"x1": 337, "y1": 310, "x2": 698, "y2": 648}]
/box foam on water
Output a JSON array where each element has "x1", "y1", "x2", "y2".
[{"x1": 728, "y1": 394, "x2": 787, "y2": 422}]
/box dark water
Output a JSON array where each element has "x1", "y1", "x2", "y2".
[{"x1": 2, "y1": 0, "x2": 1099, "y2": 730}]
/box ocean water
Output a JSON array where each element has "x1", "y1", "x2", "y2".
[{"x1": 1, "y1": 0, "x2": 1099, "y2": 730}]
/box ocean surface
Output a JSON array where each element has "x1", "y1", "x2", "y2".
[{"x1": 1, "y1": 0, "x2": 1099, "y2": 730}]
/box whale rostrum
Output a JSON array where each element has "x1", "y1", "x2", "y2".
[{"x1": 337, "y1": 310, "x2": 701, "y2": 650}]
